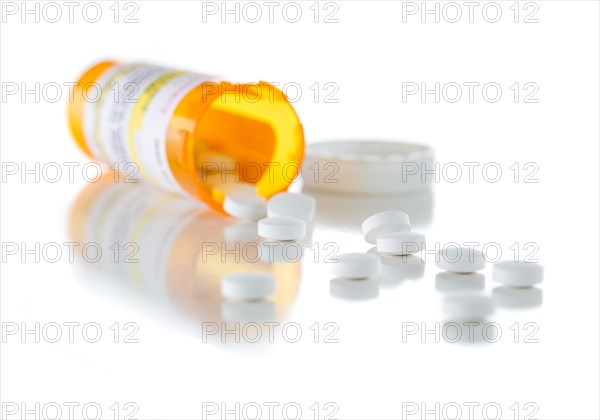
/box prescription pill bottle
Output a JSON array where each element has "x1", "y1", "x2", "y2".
[{"x1": 68, "y1": 61, "x2": 304, "y2": 213}]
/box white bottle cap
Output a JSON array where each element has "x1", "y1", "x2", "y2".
[{"x1": 301, "y1": 140, "x2": 434, "y2": 194}]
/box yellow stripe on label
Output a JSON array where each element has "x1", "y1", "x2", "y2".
[{"x1": 128, "y1": 71, "x2": 184, "y2": 186}]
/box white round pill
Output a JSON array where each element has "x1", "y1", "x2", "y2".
[
  {"x1": 493, "y1": 260, "x2": 543, "y2": 287},
  {"x1": 267, "y1": 192, "x2": 316, "y2": 222},
  {"x1": 362, "y1": 210, "x2": 411, "y2": 244},
  {"x1": 221, "y1": 272, "x2": 275, "y2": 301},
  {"x1": 436, "y1": 247, "x2": 485, "y2": 273},
  {"x1": 443, "y1": 293, "x2": 494, "y2": 318},
  {"x1": 377, "y1": 231, "x2": 425, "y2": 255},
  {"x1": 258, "y1": 216, "x2": 306, "y2": 241},
  {"x1": 223, "y1": 186, "x2": 267, "y2": 221},
  {"x1": 330, "y1": 252, "x2": 381, "y2": 279}
]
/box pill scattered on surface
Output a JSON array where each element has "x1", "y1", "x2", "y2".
[
  {"x1": 376, "y1": 231, "x2": 425, "y2": 255},
  {"x1": 258, "y1": 216, "x2": 306, "y2": 241},
  {"x1": 221, "y1": 272, "x2": 276, "y2": 301},
  {"x1": 493, "y1": 260, "x2": 543, "y2": 287},
  {"x1": 267, "y1": 192, "x2": 316, "y2": 222},
  {"x1": 223, "y1": 186, "x2": 267, "y2": 221},
  {"x1": 435, "y1": 272, "x2": 485, "y2": 293},
  {"x1": 330, "y1": 252, "x2": 381, "y2": 279},
  {"x1": 443, "y1": 293, "x2": 494, "y2": 318},
  {"x1": 436, "y1": 247, "x2": 485, "y2": 273},
  {"x1": 362, "y1": 210, "x2": 411, "y2": 244}
]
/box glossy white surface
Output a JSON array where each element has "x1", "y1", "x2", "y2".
[
  {"x1": 329, "y1": 252, "x2": 381, "y2": 279},
  {"x1": 1, "y1": 2, "x2": 599, "y2": 419}
]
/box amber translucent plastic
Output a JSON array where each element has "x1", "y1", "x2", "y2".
[{"x1": 68, "y1": 61, "x2": 305, "y2": 213}]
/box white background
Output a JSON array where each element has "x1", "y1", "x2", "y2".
[{"x1": 1, "y1": 1, "x2": 599, "y2": 419}]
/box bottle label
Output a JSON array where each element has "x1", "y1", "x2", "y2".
[{"x1": 81, "y1": 63, "x2": 213, "y2": 195}]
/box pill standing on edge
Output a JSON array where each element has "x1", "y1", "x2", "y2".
[
  {"x1": 436, "y1": 247, "x2": 485, "y2": 273},
  {"x1": 267, "y1": 192, "x2": 316, "y2": 222},
  {"x1": 258, "y1": 216, "x2": 306, "y2": 241},
  {"x1": 223, "y1": 186, "x2": 267, "y2": 221},
  {"x1": 361, "y1": 210, "x2": 411, "y2": 244},
  {"x1": 330, "y1": 252, "x2": 381, "y2": 279},
  {"x1": 493, "y1": 260, "x2": 543, "y2": 287},
  {"x1": 376, "y1": 231, "x2": 425, "y2": 255},
  {"x1": 221, "y1": 272, "x2": 276, "y2": 301}
]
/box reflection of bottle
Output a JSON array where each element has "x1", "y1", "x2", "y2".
[
  {"x1": 68, "y1": 61, "x2": 304, "y2": 212},
  {"x1": 69, "y1": 175, "x2": 301, "y2": 323}
]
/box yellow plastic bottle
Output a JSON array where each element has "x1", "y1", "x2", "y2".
[{"x1": 68, "y1": 61, "x2": 304, "y2": 213}]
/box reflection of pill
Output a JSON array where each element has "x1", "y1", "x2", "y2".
[
  {"x1": 223, "y1": 185, "x2": 267, "y2": 221},
  {"x1": 368, "y1": 248, "x2": 425, "y2": 286},
  {"x1": 435, "y1": 272, "x2": 485, "y2": 293},
  {"x1": 437, "y1": 247, "x2": 485, "y2": 273},
  {"x1": 443, "y1": 293, "x2": 494, "y2": 318},
  {"x1": 330, "y1": 253, "x2": 380, "y2": 279},
  {"x1": 222, "y1": 300, "x2": 276, "y2": 322},
  {"x1": 330, "y1": 277, "x2": 379, "y2": 300},
  {"x1": 493, "y1": 261, "x2": 543, "y2": 287},
  {"x1": 221, "y1": 272, "x2": 276, "y2": 301},
  {"x1": 223, "y1": 221, "x2": 258, "y2": 242},
  {"x1": 377, "y1": 231, "x2": 425, "y2": 255},
  {"x1": 258, "y1": 216, "x2": 306, "y2": 241},
  {"x1": 267, "y1": 192, "x2": 316, "y2": 222},
  {"x1": 361, "y1": 210, "x2": 411, "y2": 244}
]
